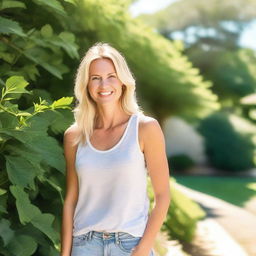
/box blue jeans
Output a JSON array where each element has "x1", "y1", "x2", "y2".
[{"x1": 71, "y1": 231, "x2": 155, "y2": 256}]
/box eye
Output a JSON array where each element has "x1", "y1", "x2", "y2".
[
  {"x1": 109, "y1": 75, "x2": 116, "y2": 78},
  {"x1": 92, "y1": 77, "x2": 99, "y2": 80}
]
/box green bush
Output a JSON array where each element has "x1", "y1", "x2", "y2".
[
  {"x1": 168, "y1": 154, "x2": 195, "y2": 173},
  {"x1": 0, "y1": 76, "x2": 73, "y2": 256},
  {"x1": 197, "y1": 111, "x2": 255, "y2": 171},
  {"x1": 147, "y1": 177, "x2": 206, "y2": 242}
]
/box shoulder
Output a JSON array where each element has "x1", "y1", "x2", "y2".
[
  {"x1": 138, "y1": 113, "x2": 161, "y2": 131},
  {"x1": 138, "y1": 114, "x2": 164, "y2": 140},
  {"x1": 64, "y1": 123, "x2": 80, "y2": 136},
  {"x1": 137, "y1": 114, "x2": 166, "y2": 156},
  {"x1": 64, "y1": 123, "x2": 80, "y2": 145}
]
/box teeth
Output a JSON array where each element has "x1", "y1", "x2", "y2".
[{"x1": 99, "y1": 91, "x2": 112, "y2": 95}]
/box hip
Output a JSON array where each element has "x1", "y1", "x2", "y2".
[{"x1": 71, "y1": 230, "x2": 155, "y2": 256}]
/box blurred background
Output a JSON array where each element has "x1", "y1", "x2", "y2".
[{"x1": 0, "y1": 0, "x2": 255, "y2": 255}]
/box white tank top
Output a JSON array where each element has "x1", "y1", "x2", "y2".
[{"x1": 73, "y1": 112, "x2": 150, "y2": 237}]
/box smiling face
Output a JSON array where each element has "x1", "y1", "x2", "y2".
[{"x1": 87, "y1": 58, "x2": 124, "y2": 106}]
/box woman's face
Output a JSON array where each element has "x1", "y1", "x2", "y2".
[{"x1": 87, "y1": 58, "x2": 124, "y2": 106}]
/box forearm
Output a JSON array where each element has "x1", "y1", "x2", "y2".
[
  {"x1": 137, "y1": 195, "x2": 171, "y2": 252},
  {"x1": 60, "y1": 201, "x2": 76, "y2": 256}
]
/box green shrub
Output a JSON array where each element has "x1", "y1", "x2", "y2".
[
  {"x1": 0, "y1": 76, "x2": 73, "y2": 256},
  {"x1": 197, "y1": 111, "x2": 255, "y2": 171},
  {"x1": 147, "y1": 177, "x2": 206, "y2": 242},
  {"x1": 168, "y1": 154, "x2": 195, "y2": 173}
]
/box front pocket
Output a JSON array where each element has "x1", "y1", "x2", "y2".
[
  {"x1": 72, "y1": 234, "x2": 87, "y2": 247},
  {"x1": 118, "y1": 237, "x2": 141, "y2": 253}
]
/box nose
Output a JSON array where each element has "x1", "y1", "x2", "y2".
[{"x1": 99, "y1": 78, "x2": 109, "y2": 87}]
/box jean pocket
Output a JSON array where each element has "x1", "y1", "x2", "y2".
[
  {"x1": 118, "y1": 236, "x2": 141, "y2": 253},
  {"x1": 72, "y1": 234, "x2": 87, "y2": 247}
]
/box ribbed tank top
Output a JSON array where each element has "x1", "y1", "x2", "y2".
[{"x1": 73, "y1": 112, "x2": 150, "y2": 237}]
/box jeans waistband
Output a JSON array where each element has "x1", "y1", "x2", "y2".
[{"x1": 85, "y1": 230, "x2": 139, "y2": 241}]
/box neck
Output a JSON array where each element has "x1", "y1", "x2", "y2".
[{"x1": 95, "y1": 102, "x2": 129, "y2": 130}]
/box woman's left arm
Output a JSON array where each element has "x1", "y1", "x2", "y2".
[{"x1": 132, "y1": 118, "x2": 171, "y2": 256}]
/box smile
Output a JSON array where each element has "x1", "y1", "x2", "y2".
[{"x1": 98, "y1": 91, "x2": 113, "y2": 96}]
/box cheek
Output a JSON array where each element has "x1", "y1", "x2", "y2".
[
  {"x1": 86, "y1": 85, "x2": 95, "y2": 98},
  {"x1": 87, "y1": 83, "x2": 95, "y2": 93}
]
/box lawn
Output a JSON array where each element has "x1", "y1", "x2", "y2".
[{"x1": 173, "y1": 175, "x2": 256, "y2": 207}]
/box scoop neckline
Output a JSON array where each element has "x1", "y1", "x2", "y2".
[{"x1": 86, "y1": 113, "x2": 136, "y2": 153}]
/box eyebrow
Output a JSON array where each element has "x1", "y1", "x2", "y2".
[{"x1": 90, "y1": 72, "x2": 116, "y2": 77}]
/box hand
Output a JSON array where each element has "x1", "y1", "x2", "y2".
[{"x1": 131, "y1": 245, "x2": 151, "y2": 256}]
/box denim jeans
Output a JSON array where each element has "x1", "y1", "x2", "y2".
[{"x1": 71, "y1": 231, "x2": 155, "y2": 256}]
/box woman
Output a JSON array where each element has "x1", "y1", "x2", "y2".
[{"x1": 60, "y1": 42, "x2": 171, "y2": 256}]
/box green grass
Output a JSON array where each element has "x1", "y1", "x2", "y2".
[{"x1": 173, "y1": 175, "x2": 256, "y2": 207}]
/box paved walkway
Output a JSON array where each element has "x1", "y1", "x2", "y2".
[{"x1": 174, "y1": 183, "x2": 256, "y2": 256}]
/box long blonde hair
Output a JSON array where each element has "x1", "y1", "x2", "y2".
[{"x1": 71, "y1": 42, "x2": 143, "y2": 146}]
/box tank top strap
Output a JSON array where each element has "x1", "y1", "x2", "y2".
[
  {"x1": 120, "y1": 112, "x2": 144, "y2": 154},
  {"x1": 121, "y1": 113, "x2": 138, "y2": 144}
]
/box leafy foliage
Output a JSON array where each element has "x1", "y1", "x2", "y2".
[
  {"x1": 168, "y1": 154, "x2": 195, "y2": 172},
  {"x1": 0, "y1": 0, "x2": 78, "y2": 254},
  {"x1": 139, "y1": 0, "x2": 256, "y2": 106},
  {"x1": 148, "y1": 177, "x2": 206, "y2": 242},
  {"x1": 197, "y1": 111, "x2": 256, "y2": 171},
  {"x1": 139, "y1": 0, "x2": 256, "y2": 49},
  {"x1": 0, "y1": 76, "x2": 73, "y2": 255},
  {"x1": 71, "y1": 0, "x2": 219, "y2": 123}
]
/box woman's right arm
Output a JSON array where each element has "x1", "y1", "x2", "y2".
[{"x1": 60, "y1": 126, "x2": 79, "y2": 256}]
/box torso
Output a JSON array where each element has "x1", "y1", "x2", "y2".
[
  {"x1": 89, "y1": 114, "x2": 145, "y2": 153},
  {"x1": 69, "y1": 113, "x2": 153, "y2": 154}
]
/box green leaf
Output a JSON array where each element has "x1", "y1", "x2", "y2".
[
  {"x1": 59, "y1": 31, "x2": 75, "y2": 43},
  {"x1": 50, "y1": 96, "x2": 73, "y2": 109},
  {"x1": 0, "y1": 188, "x2": 7, "y2": 195},
  {"x1": 5, "y1": 155, "x2": 42, "y2": 189},
  {"x1": 20, "y1": 65, "x2": 40, "y2": 81},
  {"x1": 0, "y1": 17, "x2": 25, "y2": 37},
  {"x1": 5, "y1": 76, "x2": 31, "y2": 95},
  {"x1": 10, "y1": 185, "x2": 59, "y2": 244},
  {"x1": 28, "y1": 135, "x2": 65, "y2": 172},
  {"x1": 32, "y1": 0, "x2": 66, "y2": 16},
  {"x1": 16, "y1": 112, "x2": 32, "y2": 116},
  {"x1": 49, "y1": 109, "x2": 73, "y2": 134},
  {"x1": 1, "y1": 101, "x2": 20, "y2": 114},
  {"x1": 0, "y1": 0, "x2": 26, "y2": 10},
  {"x1": 5, "y1": 143, "x2": 43, "y2": 167},
  {"x1": 6, "y1": 234, "x2": 37, "y2": 256},
  {"x1": 55, "y1": 32, "x2": 79, "y2": 59},
  {"x1": 38, "y1": 175, "x2": 63, "y2": 203},
  {"x1": 2, "y1": 116, "x2": 65, "y2": 172},
  {"x1": 0, "y1": 218, "x2": 14, "y2": 246},
  {"x1": 0, "y1": 171, "x2": 8, "y2": 189},
  {"x1": 23, "y1": 50, "x2": 64, "y2": 79},
  {"x1": 63, "y1": 0, "x2": 77, "y2": 5},
  {"x1": 41, "y1": 24, "x2": 53, "y2": 38},
  {"x1": 1, "y1": 97, "x2": 15, "y2": 101},
  {"x1": 0, "y1": 193, "x2": 8, "y2": 214},
  {"x1": 0, "y1": 52, "x2": 16, "y2": 63},
  {"x1": 0, "y1": 112, "x2": 18, "y2": 128}
]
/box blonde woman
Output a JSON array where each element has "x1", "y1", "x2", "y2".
[{"x1": 60, "y1": 42, "x2": 171, "y2": 256}]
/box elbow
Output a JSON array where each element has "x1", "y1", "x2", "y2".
[{"x1": 155, "y1": 193, "x2": 171, "y2": 206}]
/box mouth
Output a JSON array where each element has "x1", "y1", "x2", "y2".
[{"x1": 98, "y1": 91, "x2": 113, "y2": 96}]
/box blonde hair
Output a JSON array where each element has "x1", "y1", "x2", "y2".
[{"x1": 71, "y1": 42, "x2": 143, "y2": 146}]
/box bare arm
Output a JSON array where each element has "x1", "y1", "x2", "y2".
[
  {"x1": 60, "y1": 126, "x2": 79, "y2": 256},
  {"x1": 135, "y1": 117, "x2": 171, "y2": 255}
]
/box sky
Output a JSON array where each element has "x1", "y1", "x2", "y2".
[{"x1": 129, "y1": 0, "x2": 256, "y2": 50}]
